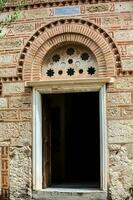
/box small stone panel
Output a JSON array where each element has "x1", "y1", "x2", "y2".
[
  {"x1": 0, "y1": 68, "x2": 17, "y2": 77},
  {"x1": 0, "y1": 110, "x2": 18, "y2": 121},
  {"x1": 0, "y1": 53, "x2": 18, "y2": 66},
  {"x1": 0, "y1": 98, "x2": 8, "y2": 109},
  {"x1": 0, "y1": 38, "x2": 23, "y2": 50},
  {"x1": 33, "y1": 190, "x2": 107, "y2": 200},
  {"x1": 10, "y1": 146, "x2": 31, "y2": 200},
  {"x1": 113, "y1": 77, "x2": 133, "y2": 90},
  {"x1": 107, "y1": 92, "x2": 131, "y2": 106},
  {"x1": 101, "y1": 15, "x2": 133, "y2": 27},
  {"x1": 2, "y1": 82, "x2": 25, "y2": 95},
  {"x1": 9, "y1": 96, "x2": 32, "y2": 108},
  {"x1": 122, "y1": 58, "x2": 133, "y2": 70},
  {"x1": 114, "y1": 30, "x2": 133, "y2": 41},
  {"x1": 0, "y1": 122, "x2": 32, "y2": 146},
  {"x1": 115, "y1": 2, "x2": 133, "y2": 12},
  {"x1": 108, "y1": 120, "x2": 133, "y2": 143}
]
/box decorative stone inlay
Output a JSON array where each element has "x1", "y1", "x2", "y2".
[
  {"x1": 3, "y1": 82, "x2": 25, "y2": 95},
  {"x1": 42, "y1": 45, "x2": 97, "y2": 79},
  {"x1": 0, "y1": 38, "x2": 23, "y2": 50}
]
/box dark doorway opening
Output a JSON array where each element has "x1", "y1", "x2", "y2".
[{"x1": 42, "y1": 92, "x2": 100, "y2": 188}]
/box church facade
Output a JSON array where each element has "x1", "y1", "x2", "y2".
[{"x1": 0, "y1": 0, "x2": 133, "y2": 199}]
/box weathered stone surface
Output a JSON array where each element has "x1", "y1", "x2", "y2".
[
  {"x1": 33, "y1": 190, "x2": 107, "y2": 200},
  {"x1": 101, "y1": 15, "x2": 133, "y2": 27},
  {"x1": 107, "y1": 107, "x2": 121, "y2": 120},
  {"x1": 10, "y1": 146, "x2": 31, "y2": 200},
  {"x1": 113, "y1": 77, "x2": 133, "y2": 90},
  {"x1": 109, "y1": 144, "x2": 133, "y2": 200},
  {"x1": 86, "y1": 3, "x2": 112, "y2": 13},
  {"x1": 0, "y1": 98, "x2": 8, "y2": 108},
  {"x1": 3, "y1": 82, "x2": 25, "y2": 95},
  {"x1": 9, "y1": 96, "x2": 31, "y2": 108},
  {"x1": 115, "y1": 2, "x2": 133, "y2": 12},
  {"x1": 122, "y1": 58, "x2": 133, "y2": 70},
  {"x1": 0, "y1": 38, "x2": 23, "y2": 50},
  {"x1": 0, "y1": 68, "x2": 17, "y2": 77},
  {"x1": 114, "y1": 30, "x2": 133, "y2": 41},
  {"x1": 20, "y1": 110, "x2": 32, "y2": 119},
  {"x1": 108, "y1": 120, "x2": 133, "y2": 143},
  {"x1": 0, "y1": 147, "x2": 1, "y2": 196},
  {"x1": 0, "y1": 110, "x2": 18, "y2": 121},
  {"x1": 107, "y1": 92, "x2": 131, "y2": 106},
  {"x1": 0, "y1": 53, "x2": 18, "y2": 65},
  {"x1": 0, "y1": 122, "x2": 32, "y2": 146},
  {"x1": 121, "y1": 106, "x2": 133, "y2": 119}
]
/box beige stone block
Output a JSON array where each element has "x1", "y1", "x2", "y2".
[
  {"x1": 107, "y1": 107, "x2": 121, "y2": 120},
  {"x1": 13, "y1": 23, "x2": 35, "y2": 34},
  {"x1": 109, "y1": 144, "x2": 133, "y2": 200},
  {"x1": 0, "y1": 98, "x2": 8, "y2": 108},
  {"x1": 10, "y1": 146, "x2": 32, "y2": 200},
  {"x1": 108, "y1": 120, "x2": 133, "y2": 143},
  {"x1": 0, "y1": 122, "x2": 32, "y2": 146},
  {"x1": 127, "y1": 45, "x2": 133, "y2": 55},
  {"x1": 20, "y1": 110, "x2": 32, "y2": 119},
  {"x1": 0, "y1": 38, "x2": 23, "y2": 50},
  {"x1": 121, "y1": 107, "x2": 133, "y2": 119},
  {"x1": 115, "y1": 2, "x2": 133, "y2": 12},
  {"x1": 0, "y1": 53, "x2": 18, "y2": 65},
  {"x1": 114, "y1": 30, "x2": 133, "y2": 41},
  {"x1": 114, "y1": 77, "x2": 133, "y2": 90},
  {"x1": 3, "y1": 82, "x2": 25, "y2": 95},
  {"x1": 101, "y1": 15, "x2": 133, "y2": 27},
  {"x1": 122, "y1": 58, "x2": 133, "y2": 70},
  {"x1": 21, "y1": 8, "x2": 49, "y2": 20},
  {"x1": 0, "y1": 68, "x2": 17, "y2": 77},
  {"x1": 107, "y1": 93, "x2": 131, "y2": 106},
  {"x1": 9, "y1": 96, "x2": 31, "y2": 108},
  {"x1": 85, "y1": 3, "x2": 112, "y2": 13},
  {"x1": 0, "y1": 110, "x2": 18, "y2": 121}
]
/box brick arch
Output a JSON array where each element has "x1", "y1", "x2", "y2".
[{"x1": 18, "y1": 18, "x2": 122, "y2": 81}]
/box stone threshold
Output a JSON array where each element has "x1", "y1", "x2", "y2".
[{"x1": 32, "y1": 189, "x2": 107, "y2": 200}]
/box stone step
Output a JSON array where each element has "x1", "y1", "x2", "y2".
[{"x1": 33, "y1": 190, "x2": 107, "y2": 200}]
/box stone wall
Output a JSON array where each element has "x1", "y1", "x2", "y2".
[{"x1": 0, "y1": 1, "x2": 133, "y2": 199}]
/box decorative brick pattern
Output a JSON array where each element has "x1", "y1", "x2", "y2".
[
  {"x1": 19, "y1": 18, "x2": 122, "y2": 81},
  {"x1": 1, "y1": 146, "x2": 9, "y2": 200}
]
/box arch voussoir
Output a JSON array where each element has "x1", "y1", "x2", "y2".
[{"x1": 18, "y1": 18, "x2": 122, "y2": 81}]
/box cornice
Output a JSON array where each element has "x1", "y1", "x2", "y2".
[{"x1": 3, "y1": 0, "x2": 132, "y2": 12}]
